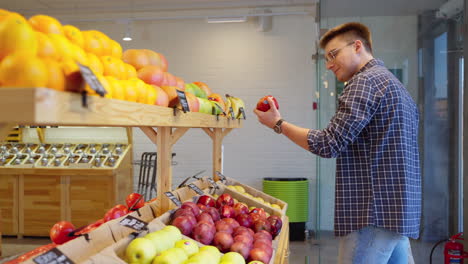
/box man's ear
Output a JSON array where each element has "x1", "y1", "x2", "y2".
[{"x1": 354, "y1": 39, "x2": 364, "y2": 54}]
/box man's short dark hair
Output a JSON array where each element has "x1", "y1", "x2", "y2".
[{"x1": 319, "y1": 22, "x2": 373, "y2": 53}]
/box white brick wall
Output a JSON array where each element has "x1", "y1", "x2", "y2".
[{"x1": 67, "y1": 8, "x2": 318, "y2": 227}]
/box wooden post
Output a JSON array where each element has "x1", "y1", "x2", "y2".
[
  {"x1": 156, "y1": 127, "x2": 173, "y2": 215},
  {"x1": 203, "y1": 128, "x2": 233, "y2": 181}
]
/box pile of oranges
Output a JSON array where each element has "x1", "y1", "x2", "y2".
[{"x1": 0, "y1": 9, "x2": 175, "y2": 105}]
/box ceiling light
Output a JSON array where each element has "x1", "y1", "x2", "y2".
[
  {"x1": 122, "y1": 19, "x2": 133, "y2": 41},
  {"x1": 206, "y1": 16, "x2": 247, "y2": 23}
]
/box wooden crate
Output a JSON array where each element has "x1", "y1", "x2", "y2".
[{"x1": 0, "y1": 174, "x2": 18, "y2": 235}]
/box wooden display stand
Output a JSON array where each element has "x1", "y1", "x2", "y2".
[{"x1": 0, "y1": 88, "x2": 288, "y2": 263}]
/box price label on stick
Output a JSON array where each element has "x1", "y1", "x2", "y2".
[
  {"x1": 78, "y1": 63, "x2": 107, "y2": 97},
  {"x1": 176, "y1": 90, "x2": 190, "y2": 113},
  {"x1": 33, "y1": 248, "x2": 74, "y2": 264},
  {"x1": 229, "y1": 107, "x2": 235, "y2": 120},
  {"x1": 239, "y1": 107, "x2": 246, "y2": 120},
  {"x1": 207, "y1": 178, "x2": 219, "y2": 189},
  {"x1": 188, "y1": 183, "x2": 204, "y2": 195},
  {"x1": 164, "y1": 191, "x2": 182, "y2": 206},
  {"x1": 120, "y1": 215, "x2": 148, "y2": 232},
  {"x1": 215, "y1": 171, "x2": 227, "y2": 181}
]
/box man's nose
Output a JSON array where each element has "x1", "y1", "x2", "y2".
[{"x1": 326, "y1": 61, "x2": 334, "y2": 70}]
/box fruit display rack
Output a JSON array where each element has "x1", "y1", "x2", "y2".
[{"x1": 0, "y1": 87, "x2": 242, "y2": 215}]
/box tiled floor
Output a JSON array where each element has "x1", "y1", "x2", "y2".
[{"x1": 0, "y1": 234, "x2": 444, "y2": 264}]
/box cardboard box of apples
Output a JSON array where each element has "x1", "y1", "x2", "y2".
[{"x1": 18, "y1": 193, "x2": 159, "y2": 264}]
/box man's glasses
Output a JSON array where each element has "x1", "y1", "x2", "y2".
[{"x1": 325, "y1": 41, "x2": 355, "y2": 63}]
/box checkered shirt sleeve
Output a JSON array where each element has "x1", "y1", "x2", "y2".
[{"x1": 307, "y1": 59, "x2": 421, "y2": 239}]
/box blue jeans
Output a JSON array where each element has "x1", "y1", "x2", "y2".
[{"x1": 338, "y1": 226, "x2": 415, "y2": 264}]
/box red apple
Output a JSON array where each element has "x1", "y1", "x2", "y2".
[
  {"x1": 205, "y1": 207, "x2": 221, "y2": 222},
  {"x1": 197, "y1": 203, "x2": 207, "y2": 212},
  {"x1": 267, "y1": 215, "x2": 283, "y2": 237},
  {"x1": 250, "y1": 208, "x2": 267, "y2": 220},
  {"x1": 197, "y1": 212, "x2": 214, "y2": 225},
  {"x1": 192, "y1": 221, "x2": 216, "y2": 244},
  {"x1": 222, "y1": 217, "x2": 240, "y2": 229},
  {"x1": 104, "y1": 204, "x2": 129, "y2": 222},
  {"x1": 250, "y1": 213, "x2": 262, "y2": 223},
  {"x1": 233, "y1": 202, "x2": 249, "y2": 217},
  {"x1": 249, "y1": 247, "x2": 272, "y2": 264},
  {"x1": 236, "y1": 214, "x2": 253, "y2": 228},
  {"x1": 172, "y1": 215, "x2": 194, "y2": 236},
  {"x1": 233, "y1": 226, "x2": 254, "y2": 237},
  {"x1": 253, "y1": 239, "x2": 273, "y2": 255},
  {"x1": 50, "y1": 221, "x2": 76, "y2": 245},
  {"x1": 213, "y1": 231, "x2": 234, "y2": 253},
  {"x1": 254, "y1": 230, "x2": 273, "y2": 241},
  {"x1": 254, "y1": 238, "x2": 272, "y2": 247},
  {"x1": 253, "y1": 219, "x2": 272, "y2": 234},
  {"x1": 216, "y1": 193, "x2": 234, "y2": 208},
  {"x1": 125, "y1": 193, "x2": 145, "y2": 210},
  {"x1": 230, "y1": 241, "x2": 251, "y2": 259},
  {"x1": 256, "y1": 95, "x2": 279, "y2": 112},
  {"x1": 219, "y1": 205, "x2": 235, "y2": 219},
  {"x1": 182, "y1": 201, "x2": 200, "y2": 217},
  {"x1": 215, "y1": 220, "x2": 233, "y2": 234},
  {"x1": 234, "y1": 234, "x2": 253, "y2": 246},
  {"x1": 172, "y1": 208, "x2": 194, "y2": 222},
  {"x1": 197, "y1": 195, "x2": 216, "y2": 207}
]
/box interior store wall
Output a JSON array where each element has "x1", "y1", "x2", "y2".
[
  {"x1": 317, "y1": 15, "x2": 418, "y2": 231},
  {"x1": 67, "y1": 7, "x2": 319, "y2": 226}
]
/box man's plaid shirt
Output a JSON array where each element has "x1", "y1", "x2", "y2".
[{"x1": 308, "y1": 59, "x2": 421, "y2": 239}]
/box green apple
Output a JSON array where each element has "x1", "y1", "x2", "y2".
[
  {"x1": 210, "y1": 101, "x2": 223, "y2": 115},
  {"x1": 271, "y1": 204, "x2": 281, "y2": 210},
  {"x1": 186, "y1": 251, "x2": 217, "y2": 264},
  {"x1": 234, "y1": 185, "x2": 245, "y2": 193},
  {"x1": 221, "y1": 252, "x2": 246, "y2": 264},
  {"x1": 197, "y1": 97, "x2": 212, "y2": 114},
  {"x1": 153, "y1": 247, "x2": 187, "y2": 264},
  {"x1": 125, "y1": 237, "x2": 157, "y2": 264},
  {"x1": 198, "y1": 246, "x2": 221, "y2": 262},
  {"x1": 145, "y1": 232, "x2": 171, "y2": 254},
  {"x1": 190, "y1": 83, "x2": 207, "y2": 98},
  {"x1": 175, "y1": 239, "x2": 199, "y2": 257},
  {"x1": 163, "y1": 225, "x2": 182, "y2": 241}
]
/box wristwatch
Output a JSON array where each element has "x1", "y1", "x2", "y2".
[{"x1": 273, "y1": 119, "x2": 284, "y2": 134}]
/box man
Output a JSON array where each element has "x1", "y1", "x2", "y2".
[{"x1": 254, "y1": 22, "x2": 421, "y2": 264}]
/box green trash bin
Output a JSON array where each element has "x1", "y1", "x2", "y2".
[{"x1": 263, "y1": 177, "x2": 309, "y2": 241}]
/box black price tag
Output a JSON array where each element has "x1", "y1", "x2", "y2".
[
  {"x1": 215, "y1": 171, "x2": 227, "y2": 181},
  {"x1": 78, "y1": 63, "x2": 107, "y2": 97},
  {"x1": 188, "y1": 183, "x2": 204, "y2": 195},
  {"x1": 239, "y1": 107, "x2": 246, "y2": 120},
  {"x1": 213, "y1": 102, "x2": 226, "y2": 115},
  {"x1": 176, "y1": 90, "x2": 190, "y2": 113},
  {"x1": 229, "y1": 107, "x2": 235, "y2": 120},
  {"x1": 120, "y1": 215, "x2": 148, "y2": 232},
  {"x1": 33, "y1": 248, "x2": 74, "y2": 264},
  {"x1": 207, "y1": 178, "x2": 219, "y2": 189},
  {"x1": 164, "y1": 191, "x2": 182, "y2": 206}
]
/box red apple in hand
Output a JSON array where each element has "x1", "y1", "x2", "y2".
[
  {"x1": 216, "y1": 193, "x2": 234, "y2": 208},
  {"x1": 50, "y1": 221, "x2": 76, "y2": 245},
  {"x1": 256, "y1": 95, "x2": 279, "y2": 112},
  {"x1": 233, "y1": 202, "x2": 249, "y2": 217},
  {"x1": 197, "y1": 195, "x2": 216, "y2": 207},
  {"x1": 125, "y1": 193, "x2": 145, "y2": 210},
  {"x1": 104, "y1": 204, "x2": 129, "y2": 222}
]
